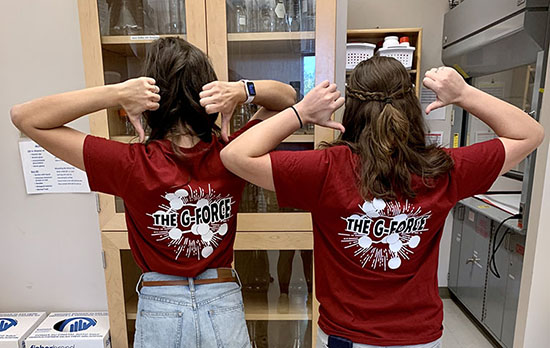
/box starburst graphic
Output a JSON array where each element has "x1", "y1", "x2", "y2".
[
  {"x1": 340, "y1": 198, "x2": 430, "y2": 271},
  {"x1": 147, "y1": 184, "x2": 233, "y2": 260}
]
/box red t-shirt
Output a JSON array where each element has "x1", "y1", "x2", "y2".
[
  {"x1": 83, "y1": 120, "x2": 261, "y2": 277},
  {"x1": 270, "y1": 138, "x2": 505, "y2": 345}
]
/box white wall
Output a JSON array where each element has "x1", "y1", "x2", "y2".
[
  {"x1": 347, "y1": 0, "x2": 453, "y2": 286},
  {"x1": 0, "y1": 1, "x2": 107, "y2": 311}
]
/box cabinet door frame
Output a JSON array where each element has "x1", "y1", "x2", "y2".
[{"x1": 205, "y1": 0, "x2": 341, "y2": 232}]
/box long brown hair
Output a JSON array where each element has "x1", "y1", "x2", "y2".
[
  {"x1": 327, "y1": 56, "x2": 453, "y2": 200},
  {"x1": 142, "y1": 37, "x2": 220, "y2": 146}
]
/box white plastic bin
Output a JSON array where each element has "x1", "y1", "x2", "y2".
[
  {"x1": 346, "y1": 43, "x2": 376, "y2": 70},
  {"x1": 378, "y1": 46, "x2": 416, "y2": 70}
]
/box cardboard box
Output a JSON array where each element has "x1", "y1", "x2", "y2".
[
  {"x1": 0, "y1": 312, "x2": 47, "y2": 348},
  {"x1": 25, "y1": 312, "x2": 110, "y2": 348}
]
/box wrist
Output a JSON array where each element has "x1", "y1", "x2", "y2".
[
  {"x1": 293, "y1": 102, "x2": 311, "y2": 125},
  {"x1": 113, "y1": 82, "x2": 129, "y2": 106},
  {"x1": 234, "y1": 81, "x2": 247, "y2": 104},
  {"x1": 455, "y1": 84, "x2": 475, "y2": 108}
]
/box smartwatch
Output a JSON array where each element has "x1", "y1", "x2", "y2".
[{"x1": 241, "y1": 79, "x2": 256, "y2": 104}]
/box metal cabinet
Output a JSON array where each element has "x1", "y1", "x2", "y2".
[
  {"x1": 484, "y1": 232, "x2": 510, "y2": 339},
  {"x1": 448, "y1": 205, "x2": 464, "y2": 292},
  {"x1": 449, "y1": 199, "x2": 525, "y2": 348},
  {"x1": 501, "y1": 234, "x2": 525, "y2": 348},
  {"x1": 455, "y1": 206, "x2": 491, "y2": 320}
]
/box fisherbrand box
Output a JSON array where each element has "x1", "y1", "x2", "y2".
[
  {"x1": 0, "y1": 312, "x2": 47, "y2": 348},
  {"x1": 25, "y1": 312, "x2": 110, "y2": 348}
]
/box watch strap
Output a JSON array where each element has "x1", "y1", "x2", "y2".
[{"x1": 241, "y1": 79, "x2": 255, "y2": 104}]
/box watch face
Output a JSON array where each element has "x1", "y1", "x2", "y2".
[{"x1": 246, "y1": 81, "x2": 257, "y2": 96}]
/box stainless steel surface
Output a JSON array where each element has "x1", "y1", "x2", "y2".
[
  {"x1": 484, "y1": 232, "x2": 509, "y2": 340},
  {"x1": 450, "y1": 201, "x2": 525, "y2": 348},
  {"x1": 460, "y1": 197, "x2": 522, "y2": 234},
  {"x1": 443, "y1": 0, "x2": 531, "y2": 47},
  {"x1": 442, "y1": 11, "x2": 547, "y2": 76},
  {"x1": 455, "y1": 207, "x2": 490, "y2": 320},
  {"x1": 448, "y1": 205, "x2": 464, "y2": 292},
  {"x1": 501, "y1": 234, "x2": 525, "y2": 348}
]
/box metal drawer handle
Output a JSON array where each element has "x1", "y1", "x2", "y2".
[{"x1": 466, "y1": 256, "x2": 480, "y2": 264}]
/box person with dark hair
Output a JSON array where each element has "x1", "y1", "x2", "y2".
[
  {"x1": 216, "y1": 56, "x2": 544, "y2": 347},
  {"x1": 10, "y1": 37, "x2": 296, "y2": 347}
]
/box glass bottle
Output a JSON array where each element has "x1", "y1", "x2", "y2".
[
  {"x1": 248, "y1": 321, "x2": 259, "y2": 348},
  {"x1": 232, "y1": 105, "x2": 246, "y2": 133},
  {"x1": 286, "y1": 0, "x2": 301, "y2": 32},
  {"x1": 292, "y1": 321, "x2": 302, "y2": 348},
  {"x1": 168, "y1": 0, "x2": 179, "y2": 33},
  {"x1": 98, "y1": 0, "x2": 110, "y2": 35},
  {"x1": 266, "y1": 190, "x2": 279, "y2": 212},
  {"x1": 274, "y1": 0, "x2": 287, "y2": 32},
  {"x1": 305, "y1": 0, "x2": 315, "y2": 31},
  {"x1": 143, "y1": 0, "x2": 158, "y2": 34},
  {"x1": 257, "y1": 187, "x2": 267, "y2": 213},
  {"x1": 110, "y1": 0, "x2": 143, "y2": 35},
  {"x1": 178, "y1": 0, "x2": 186, "y2": 34},
  {"x1": 236, "y1": 3, "x2": 248, "y2": 33},
  {"x1": 245, "y1": 0, "x2": 259, "y2": 32},
  {"x1": 260, "y1": 0, "x2": 276, "y2": 32}
]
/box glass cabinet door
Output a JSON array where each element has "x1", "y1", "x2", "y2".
[
  {"x1": 98, "y1": 0, "x2": 187, "y2": 36},
  {"x1": 97, "y1": 0, "x2": 189, "y2": 141},
  {"x1": 96, "y1": 0, "x2": 192, "y2": 213},
  {"x1": 469, "y1": 64, "x2": 535, "y2": 175},
  {"x1": 235, "y1": 249, "x2": 313, "y2": 347},
  {"x1": 225, "y1": 0, "x2": 317, "y2": 213}
]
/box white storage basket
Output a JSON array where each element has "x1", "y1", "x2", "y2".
[
  {"x1": 378, "y1": 46, "x2": 416, "y2": 70},
  {"x1": 346, "y1": 43, "x2": 376, "y2": 70}
]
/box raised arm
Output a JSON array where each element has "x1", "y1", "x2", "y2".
[
  {"x1": 220, "y1": 81, "x2": 345, "y2": 190},
  {"x1": 423, "y1": 67, "x2": 544, "y2": 175},
  {"x1": 10, "y1": 77, "x2": 160, "y2": 171},
  {"x1": 199, "y1": 80, "x2": 297, "y2": 141}
]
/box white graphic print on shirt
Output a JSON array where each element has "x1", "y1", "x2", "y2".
[
  {"x1": 147, "y1": 184, "x2": 234, "y2": 260},
  {"x1": 340, "y1": 198, "x2": 431, "y2": 271}
]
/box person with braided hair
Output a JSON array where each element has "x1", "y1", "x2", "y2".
[{"x1": 214, "y1": 56, "x2": 544, "y2": 347}]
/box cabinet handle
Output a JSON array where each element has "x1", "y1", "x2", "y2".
[
  {"x1": 457, "y1": 205, "x2": 465, "y2": 221},
  {"x1": 465, "y1": 256, "x2": 480, "y2": 264}
]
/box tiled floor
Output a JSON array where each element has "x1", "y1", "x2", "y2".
[{"x1": 442, "y1": 298, "x2": 497, "y2": 348}]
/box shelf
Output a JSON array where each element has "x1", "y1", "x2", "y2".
[
  {"x1": 242, "y1": 292, "x2": 312, "y2": 321},
  {"x1": 284, "y1": 134, "x2": 314, "y2": 143},
  {"x1": 347, "y1": 28, "x2": 422, "y2": 40},
  {"x1": 101, "y1": 34, "x2": 186, "y2": 45},
  {"x1": 110, "y1": 134, "x2": 312, "y2": 144},
  {"x1": 125, "y1": 292, "x2": 312, "y2": 321},
  {"x1": 228, "y1": 31, "x2": 314, "y2": 42},
  {"x1": 111, "y1": 135, "x2": 143, "y2": 143},
  {"x1": 346, "y1": 69, "x2": 416, "y2": 75}
]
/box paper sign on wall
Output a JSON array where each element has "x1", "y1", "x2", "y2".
[
  {"x1": 18, "y1": 139, "x2": 90, "y2": 194},
  {"x1": 420, "y1": 87, "x2": 446, "y2": 121},
  {"x1": 426, "y1": 131, "x2": 444, "y2": 147}
]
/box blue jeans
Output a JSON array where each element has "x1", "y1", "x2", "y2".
[
  {"x1": 316, "y1": 328, "x2": 441, "y2": 348},
  {"x1": 134, "y1": 269, "x2": 251, "y2": 348}
]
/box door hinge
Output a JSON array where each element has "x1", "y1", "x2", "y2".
[{"x1": 101, "y1": 250, "x2": 106, "y2": 269}]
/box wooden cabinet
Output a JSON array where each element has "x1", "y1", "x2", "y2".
[
  {"x1": 77, "y1": 0, "x2": 345, "y2": 347},
  {"x1": 346, "y1": 28, "x2": 423, "y2": 96}
]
